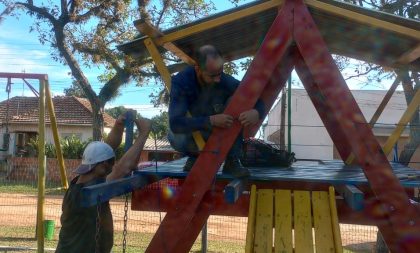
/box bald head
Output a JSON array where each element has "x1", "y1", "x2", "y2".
[
  {"x1": 194, "y1": 45, "x2": 223, "y2": 71},
  {"x1": 194, "y1": 45, "x2": 224, "y2": 86}
]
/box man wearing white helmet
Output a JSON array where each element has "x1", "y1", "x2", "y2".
[{"x1": 56, "y1": 113, "x2": 151, "y2": 253}]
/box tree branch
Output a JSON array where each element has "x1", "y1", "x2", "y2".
[
  {"x1": 99, "y1": 69, "x2": 131, "y2": 103},
  {"x1": 0, "y1": 4, "x2": 16, "y2": 24},
  {"x1": 69, "y1": 0, "x2": 78, "y2": 16},
  {"x1": 60, "y1": 0, "x2": 68, "y2": 18},
  {"x1": 75, "y1": 42, "x2": 125, "y2": 73},
  {"x1": 156, "y1": 0, "x2": 171, "y2": 28},
  {"x1": 70, "y1": 3, "x2": 106, "y2": 24},
  {"x1": 15, "y1": 1, "x2": 57, "y2": 24},
  {"x1": 344, "y1": 64, "x2": 380, "y2": 80},
  {"x1": 137, "y1": 0, "x2": 151, "y2": 22}
]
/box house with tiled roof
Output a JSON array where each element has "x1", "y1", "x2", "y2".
[
  {"x1": 139, "y1": 137, "x2": 179, "y2": 162},
  {"x1": 0, "y1": 96, "x2": 115, "y2": 158}
]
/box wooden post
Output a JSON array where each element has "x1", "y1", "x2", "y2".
[
  {"x1": 37, "y1": 78, "x2": 46, "y2": 253},
  {"x1": 45, "y1": 81, "x2": 68, "y2": 189}
]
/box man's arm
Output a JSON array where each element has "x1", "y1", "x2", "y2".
[
  {"x1": 106, "y1": 118, "x2": 151, "y2": 181},
  {"x1": 105, "y1": 115, "x2": 125, "y2": 150},
  {"x1": 224, "y1": 74, "x2": 265, "y2": 127}
]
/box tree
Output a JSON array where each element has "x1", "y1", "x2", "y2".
[
  {"x1": 0, "y1": 0, "x2": 145, "y2": 140},
  {"x1": 150, "y1": 111, "x2": 169, "y2": 140},
  {"x1": 0, "y1": 0, "x2": 221, "y2": 140},
  {"x1": 63, "y1": 80, "x2": 86, "y2": 98},
  {"x1": 105, "y1": 106, "x2": 130, "y2": 119}
]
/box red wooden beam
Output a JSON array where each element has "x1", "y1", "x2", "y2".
[
  {"x1": 172, "y1": 191, "x2": 222, "y2": 253},
  {"x1": 0, "y1": 72, "x2": 48, "y2": 80},
  {"x1": 145, "y1": 3, "x2": 295, "y2": 251},
  {"x1": 245, "y1": 46, "x2": 295, "y2": 138},
  {"x1": 132, "y1": 181, "x2": 250, "y2": 216},
  {"x1": 132, "y1": 182, "x2": 420, "y2": 229},
  {"x1": 293, "y1": 0, "x2": 420, "y2": 251}
]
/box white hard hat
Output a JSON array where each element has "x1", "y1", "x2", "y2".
[{"x1": 74, "y1": 141, "x2": 115, "y2": 174}]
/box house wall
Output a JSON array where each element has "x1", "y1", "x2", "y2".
[
  {"x1": 266, "y1": 89, "x2": 333, "y2": 160},
  {"x1": 0, "y1": 124, "x2": 113, "y2": 158},
  {"x1": 265, "y1": 89, "x2": 408, "y2": 161},
  {"x1": 6, "y1": 157, "x2": 81, "y2": 183},
  {"x1": 333, "y1": 136, "x2": 420, "y2": 169}
]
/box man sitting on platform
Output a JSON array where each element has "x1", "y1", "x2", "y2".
[
  {"x1": 56, "y1": 113, "x2": 151, "y2": 253},
  {"x1": 168, "y1": 45, "x2": 264, "y2": 178}
]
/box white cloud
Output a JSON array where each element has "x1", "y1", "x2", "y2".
[{"x1": 0, "y1": 43, "x2": 57, "y2": 73}]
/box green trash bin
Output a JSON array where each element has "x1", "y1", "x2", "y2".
[{"x1": 44, "y1": 220, "x2": 55, "y2": 240}]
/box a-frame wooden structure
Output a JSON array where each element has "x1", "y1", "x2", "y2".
[{"x1": 116, "y1": 0, "x2": 420, "y2": 252}]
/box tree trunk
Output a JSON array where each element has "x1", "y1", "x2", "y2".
[
  {"x1": 398, "y1": 71, "x2": 420, "y2": 166},
  {"x1": 91, "y1": 102, "x2": 105, "y2": 141}
]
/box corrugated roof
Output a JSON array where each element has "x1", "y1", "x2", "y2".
[
  {"x1": 143, "y1": 137, "x2": 174, "y2": 151},
  {"x1": 118, "y1": 0, "x2": 420, "y2": 71},
  {"x1": 0, "y1": 96, "x2": 115, "y2": 127}
]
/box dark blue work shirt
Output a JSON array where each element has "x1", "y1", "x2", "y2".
[{"x1": 169, "y1": 66, "x2": 265, "y2": 133}]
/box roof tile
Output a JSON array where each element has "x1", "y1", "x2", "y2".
[{"x1": 0, "y1": 96, "x2": 115, "y2": 127}]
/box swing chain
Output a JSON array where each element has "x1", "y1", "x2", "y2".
[
  {"x1": 95, "y1": 197, "x2": 102, "y2": 253},
  {"x1": 122, "y1": 194, "x2": 129, "y2": 253}
]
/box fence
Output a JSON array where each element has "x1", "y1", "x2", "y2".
[{"x1": 0, "y1": 157, "x2": 382, "y2": 252}]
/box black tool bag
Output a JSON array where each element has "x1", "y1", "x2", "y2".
[{"x1": 241, "y1": 138, "x2": 296, "y2": 167}]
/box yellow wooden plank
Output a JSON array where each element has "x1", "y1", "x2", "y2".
[
  {"x1": 312, "y1": 191, "x2": 335, "y2": 253},
  {"x1": 45, "y1": 82, "x2": 68, "y2": 189},
  {"x1": 294, "y1": 191, "x2": 313, "y2": 253},
  {"x1": 397, "y1": 43, "x2": 420, "y2": 64},
  {"x1": 155, "y1": 0, "x2": 284, "y2": 45},
  {"x1": 329, "y1": 186, "x2": 343, "y2": 253},
  {"x1": 254, "y1": 189, "x2": 274, "y2": 253},
  {"x1": 143, "y1": 38, "x2": 206, "y2": 150},
  {"x1": 136, "y1": 21, "x2": 196, "y2": 65},
  {"x1": 274, "y1": 190, "x2": 293, "y2": 253},
  {"x1": 144, "y1": 38, "x2": 172, "y2": 89},
  {"x1": 305, "y1": 0, "x2": 420, "y2": 40},
  {"x1": 245, "y1": 185, "x2": 257, "y2": 253},
  {"x1": 382, "y1": 86, "x2": 420, "y2": 156}
]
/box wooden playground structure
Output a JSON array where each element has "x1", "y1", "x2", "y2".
[
  {"x1": 10, "y1": 0, "x2": 418, "y2": 252},
  {"x1": 0, "y1": 73, "x2": 70, "y2": 252}
]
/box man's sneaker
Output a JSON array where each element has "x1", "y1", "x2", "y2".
[
  {"x1": 222, "y1": 158, "x2": 250, "y2": 178},
  {"x1": 183, "y1": 156, "x2": 197, "y2": 172}
]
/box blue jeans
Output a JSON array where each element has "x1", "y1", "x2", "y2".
[{"x1": 168, "y1": 129, "x2": 243, "y2": 159}]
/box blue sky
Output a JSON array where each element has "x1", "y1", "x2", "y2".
[
  {"x1": 0, "y1": 1, "x2": 254, "y2": 119},
  {"x1": 0, "y1": 0, "x2": 396, "y2": 119}
]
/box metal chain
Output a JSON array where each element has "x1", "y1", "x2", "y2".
[
  {"x1": 95, "y1": 197, "x2": 102, "y2": 253},
  {"x1": 122, "y1": 194, "x2": 129, "y2": 253}
]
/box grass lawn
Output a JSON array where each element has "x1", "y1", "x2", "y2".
[
  {"x1": 0, "y1": 225, "x2": 246, "y2": 253},
  {"x1": 0, "y1": 225, "x2": 362, "y2": 253},
  {"x1": 0, "y1": 181, "x2": 65, "y2": 195}
]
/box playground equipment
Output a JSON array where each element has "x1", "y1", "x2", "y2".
[
  {"x1": 0, "y1": 73, "x2": 68, "y2": 253},
  {"x1": 245, "y1": 185, "x2": 342, "y2": 253},
  {"x1": 84, "y1": 0, "x2": 420, "y2": 252}
]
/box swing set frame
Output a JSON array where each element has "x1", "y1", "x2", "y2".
[{"x1": 0, "y1": 72, "x2": 68, "y2": 253}]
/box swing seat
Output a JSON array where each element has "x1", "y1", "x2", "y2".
[{"x1": 245, "y1": 185, "x2": 343, "y2": 253}]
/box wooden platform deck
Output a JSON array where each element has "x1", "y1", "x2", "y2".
[{"x1": 136, "y1": 158, "x2": 420, "y2": 188}]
